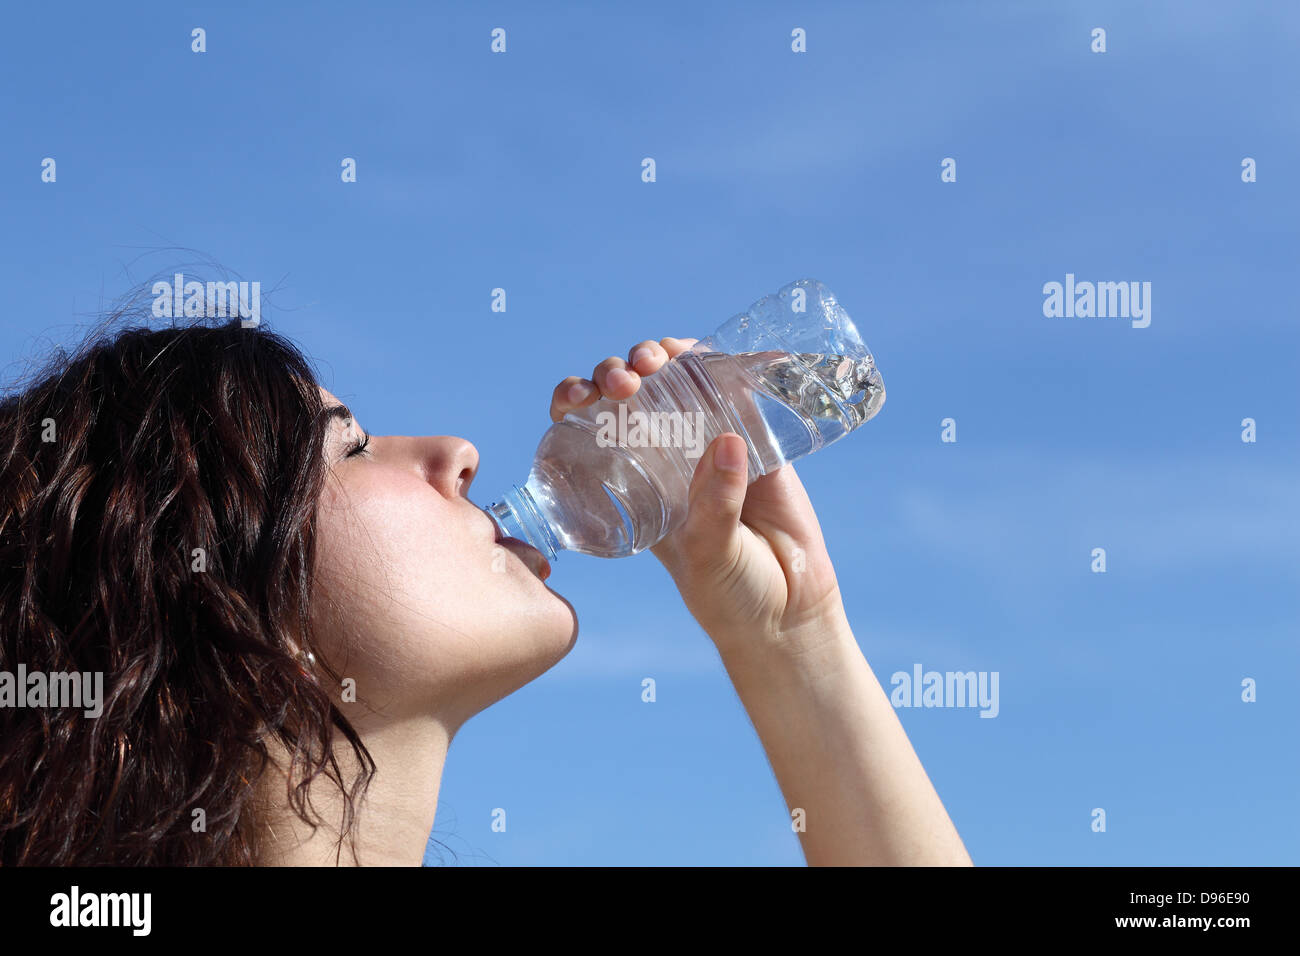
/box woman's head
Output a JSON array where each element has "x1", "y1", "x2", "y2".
[
  {"x1": 311, "y1": 387, "x2": 575, "y2": 734},
  {"x1": 0, "y1": 305, "x2": 574, "y2": 865}
]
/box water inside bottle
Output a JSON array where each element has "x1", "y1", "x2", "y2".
[{"x1": 737, "y1": 351, "x2": 884, "y2": 428}]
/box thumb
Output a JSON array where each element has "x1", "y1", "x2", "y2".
[{"x1": 677, "y1": 432, "x2": 749, "y2": 568}]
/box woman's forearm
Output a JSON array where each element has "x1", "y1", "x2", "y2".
[{"x1": 716, "y1": 618, "x2": 973, "y2": 866}]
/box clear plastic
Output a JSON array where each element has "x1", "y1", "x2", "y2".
[{"x1": 486, "y1": 278, "x2": 885, "y2": 560}]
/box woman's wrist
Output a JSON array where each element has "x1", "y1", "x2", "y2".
[{"x1": 708, "y1": 603, "x2": 857, "y2": 677}]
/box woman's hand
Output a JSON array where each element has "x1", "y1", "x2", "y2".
[{"x1": 549, "y1": 336, "x2": 851, "y2": 660}]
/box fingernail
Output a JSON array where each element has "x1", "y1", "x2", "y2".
[
  {"x1": 567, "y1": 381, "x2": 594, "y2": 403},
  {"x1": 606, "y1": 367, "x2": 634, "y2": 391},
  {"x1": 715, "y1": 437, "x2": 746, "y2": 472},
  {"x1": 629, "y1": 347, "x2": 653, "y2": 368}
]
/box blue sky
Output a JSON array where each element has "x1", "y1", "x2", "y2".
[{"x1": 1, "y1": 0, "x2": 1296, "y2": 865}]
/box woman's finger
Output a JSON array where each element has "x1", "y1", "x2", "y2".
[
  {"x1": 626, "y1": 339, "x2": 668, "y2": 375},
  {"x1": 549, "y1": 376, "x2": 598, "y2": 422},
  {"x1": 660, "y1": 336, "x2": 698, "y2": 359},
  {"x1": 591, "y1": 355, "x2": 640, "y2": 399},
  {"x1": 672, "y1": 432, "x2": 748, "y2": 579}
]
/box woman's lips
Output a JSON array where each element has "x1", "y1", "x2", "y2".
[
  {"x1": 481, "y1": 506, "x2": 551, "y2": 581},
  {"x1": 498, "y1": 536, "x2": 551, "y2": 581}
]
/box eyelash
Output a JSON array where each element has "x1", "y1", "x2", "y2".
[{"x1": 346, "y1": 433, "x2": 371, "y2": 459}]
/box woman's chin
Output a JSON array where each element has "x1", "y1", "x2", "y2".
[
  {"x1": 546, "y1": 588, "x2": 579, "y2": 654},
  {"x1": 522, "y1": 586, "x2": 579, "y2": 672}
]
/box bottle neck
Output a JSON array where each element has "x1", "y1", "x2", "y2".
[{"x1": 485, "y1": 483, "x2": 561, "y2": 562}]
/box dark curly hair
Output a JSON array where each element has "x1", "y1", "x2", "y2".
[{"x1": 0, "y1": 299, "x2": 374, "y2": 864}]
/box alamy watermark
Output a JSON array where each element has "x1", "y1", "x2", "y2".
[
  {"x1": 1043, "y1": 273, "x2": 1151, "y2": 328},
  {"x1": 890, "y1": 663, "x2": 999, "y2": 718},
  {"x1": 50, "y1": 886, "x2": 150, "y2": 936},
  {"x1": 0, "y1": 665, "x2": 103, "y2": 717},
  {"x1": 151, "y1": 272, "x2": 261, "y2": 328},
  {"x1": 595, "y1": 404, "x2": 708, "y2": 459}
]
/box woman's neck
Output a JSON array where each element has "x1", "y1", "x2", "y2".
[{"x1": 254, "y1": 714, "x2": 452, "y2": 866}]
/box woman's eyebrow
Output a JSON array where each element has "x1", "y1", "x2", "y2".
[
  {"x1": 325, "y1": 403, "x2": 368, "y2": 441},
  {"x1": 325, "y1": 404, "x2": 354, "y2": 425}
]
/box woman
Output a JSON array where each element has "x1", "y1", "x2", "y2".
[{"x1": 0, "y1": 301, "x2": 971, "y2": 866}]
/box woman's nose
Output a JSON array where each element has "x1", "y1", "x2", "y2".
[{"x1": 415, "y1": 436, "x2": 480, "y2": 498}]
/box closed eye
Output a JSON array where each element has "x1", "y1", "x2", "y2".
[
  {"x1": 324, "y1": 404, "x2": 370, "y2": 461},
  {"x1": 346, "y1": 432, "x2": 371, "y2": 458}
]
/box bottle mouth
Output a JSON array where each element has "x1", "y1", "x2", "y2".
[
  {"x1": 485, "y1": 501, "x2": 511, "y2": 542},
  {"x1": 484, "y1": 485, "x2": 560, "y2": 562}
]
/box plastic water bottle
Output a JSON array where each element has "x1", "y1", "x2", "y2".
[{"x1": 485, "y1": 278, "x2": 886, "y2": 560}]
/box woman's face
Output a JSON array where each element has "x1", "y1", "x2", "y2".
[{"x1": 309, "y1": 387, "x2": 577, "y2": 731}]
